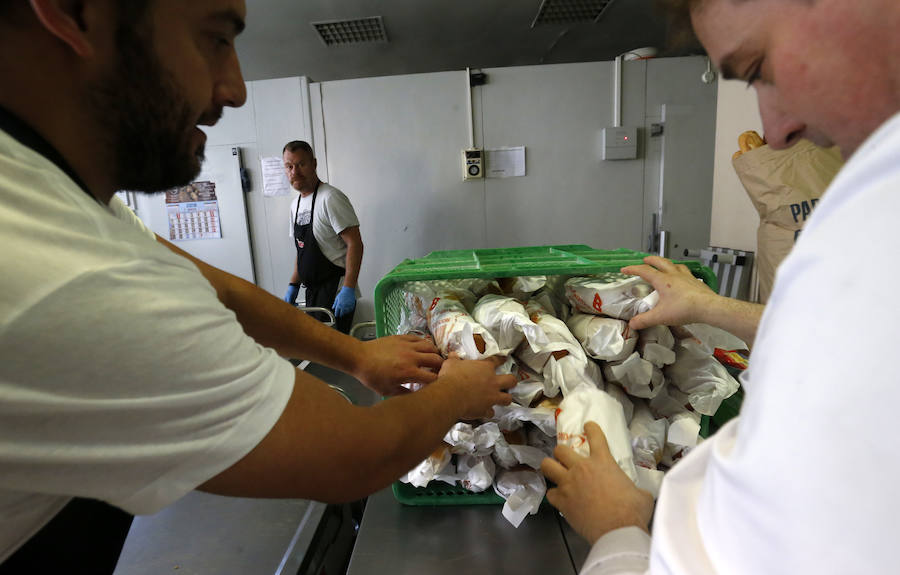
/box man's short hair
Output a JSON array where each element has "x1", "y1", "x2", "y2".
[{"x1": 283, "y1": 140, "x2": 315, "y2": 157}]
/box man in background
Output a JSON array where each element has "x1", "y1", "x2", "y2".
[
  {"x1": 283, "y1": 140, "x2": 361, "y2": 334},
  {"x1": 542, "y1": 0, "x2": 900, "y2": 573}
]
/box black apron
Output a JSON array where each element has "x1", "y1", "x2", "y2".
[{"x1": 293, "y1": 184, "x2": 345, "y2": 287}]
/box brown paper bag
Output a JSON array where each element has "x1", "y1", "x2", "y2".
[{"x1": 732, "y1": 140, "x2": 843, "y2": 303}]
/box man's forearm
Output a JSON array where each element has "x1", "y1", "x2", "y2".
[
  {"x1": 697, "y1": 294, "x2": 764, "y2": 347},
  {"x1": 341, "y1": 229, "x2": 363, "y2": 289},
  {"x1": 343, "y1": 242, "x2": 362, "y2": 288},
  {"x1": 158, "y1": 236, "x2": 364, "y2": 369},
  {"x1": 289, "y1": 256, "x2": 300, "y2": 284},
  {"x1": 199, "y1": 369, "x2": 470, "y2": 503}
]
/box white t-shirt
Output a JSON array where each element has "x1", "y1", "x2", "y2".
[
  {"x1": 0, "y1": 128, "x2": 295, "y2": 562},
  {"x1": 582, "y1": 110, "x2": 900, "y2": 575},
  {"x1": 288, "y1": 182, "x2": 359, "y2": 268}
]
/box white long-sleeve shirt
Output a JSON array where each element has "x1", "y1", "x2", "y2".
[{"x1": 582, "y1": 110, "x2": 900, "y2": 575}]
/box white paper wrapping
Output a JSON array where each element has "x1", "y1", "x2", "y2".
[
  {"x1": 682, "y1": 323, "x2": 749, "y2": 355},
  {"x1": 491, "y1": 404, "x2": 557, "y2": 437},
  {"x1": 667, "y1": 412, "x2": 701, "y2": 448},
  {"x1": 457, "y1": 454, "x2": 496, "y2": 492},
  {"x1": 516, "y1": 299, "x2": 603, "y2": 397},
  {"x1": 604, "y1": 383, "x2": 635, "y2": 425},
  {"x1": 564, "y1": 274, "x2": 656, "y2": 320},
  {"x1": 634, "y1": 466, "x2": 665, "y2": 500},
  {"x1": 498, "y1": 276, "x2": 548, "y2": 299},
  {"x1": 640, "y1": 342, "x2": 677, "y2": 368},
  {"x1": 602, "y1": 352, "x2": 664, "y2": 399},
  {"x1": 639, "y1": 325, "x2": 675, "y2": 350},
  {"x1": 556, "y1": 385, "x2": 638, "y2": 484},
  {"x1": 402, "y1": 445, "x2": 453, "y2": 487},
  {"x1": 444, "y1": 422, "x2": 502, "y2": 456},
  {"x1": 493, "y1": 469, "x2": 547, "y2": 528},
  {"x1": 428, "y1": 292, "x2": 501, "y2": 359},
  {"x1": 567, "y1": 312, "x2": 637, "y2": 361},
  {"x1": 515, "y1": 299, "x2": 578, "y2": 373},
  {"x1": 665, "y1": 339, "x2": 740, "y2": 415},
  {"x1": 509, "y1": 379, "x2": 545, "y2": 407},
  {"x1": 629, "y1": 401, "x2": 668, "y2": 469},
  {"x1": 473, "y1": 294, "x2": 549, "y2": 355},
  {"x1": 526, "y1": 426, "x2": 557, "y2": 457}
]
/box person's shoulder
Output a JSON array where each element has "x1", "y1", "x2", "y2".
[
  {"x1": 317, "y1": 181, "x2": 344, "y2": 196},
  {"x1": 319, "y1": 182, "x2": 353, "y2": 205}
]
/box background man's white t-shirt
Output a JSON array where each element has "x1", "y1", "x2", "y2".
[{"x1": 288, "y1": 182, "x2": 359, "y2": 268}]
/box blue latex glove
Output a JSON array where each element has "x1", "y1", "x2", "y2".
[
  {"x1": 284, "y1": 283, "x2": 300, "y2": 305},
  {"x1": 333, "y1": 286, "x2": 357, "y2": 318}
]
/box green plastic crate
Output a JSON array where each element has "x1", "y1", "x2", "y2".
[
  {"x1": 375, "y1": 245, "x2": 717, "y2": 339},
  {"x1": 374, "y1": 245, "x2": 724, "y2": 506}
]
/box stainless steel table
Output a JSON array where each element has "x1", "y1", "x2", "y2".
[
  {"x1": 114, "y1": 361, "x2": 377, "y2": 575},
  {"x1": 348, "y1": 488, "x2": 586, "y2": 575},
  {"x1": 113, "y1": 492, "x2": 327, "y2": 575}
]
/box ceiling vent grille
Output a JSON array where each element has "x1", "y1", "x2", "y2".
[
  {"x1": 311, "y1": 16, "x2": 388, "y2": 46},
  {"x1": 531, "y1": 0, "x2": 615, "y2": 27}
]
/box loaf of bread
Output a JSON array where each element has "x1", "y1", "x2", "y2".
[{"x1": 733, "y1": 130, "x2": 766, "y2": 159}]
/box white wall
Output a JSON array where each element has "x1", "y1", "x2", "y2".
[
  {"x1": 185, "y1": 57, "x2": 719, "y2": 322},
  {"x1": 314, "y1": 57, "x2": 717, "y2": 322},
  {"x1": 709, "y1": 81, "x2": 762, "y2": 252}
]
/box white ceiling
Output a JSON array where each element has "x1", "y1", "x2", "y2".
[{"x1": 237, "y1": 0, "x2": 700, "y2": 83}]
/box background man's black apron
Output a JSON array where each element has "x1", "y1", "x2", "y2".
[{"x1": 294, "y1": 185, "x2": 353, "y2": 333}]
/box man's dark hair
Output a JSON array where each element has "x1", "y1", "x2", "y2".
[
  {"x1": 2, "y1": 1, "x2": 151, "y2": 31},
  {"x1": 115, "y1": 1, "x2": 152, "y2": 43},
  {"x1": 283, "y1": 140, "x2": 315, "y2": 157}
]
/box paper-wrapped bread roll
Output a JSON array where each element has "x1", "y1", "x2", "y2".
[
  {"x1": 401, "y1": 444, "x2": 453, "y2": 487},
  {"x1": 556, "y1": 385, "x2": 638, "y2": 483},
  {"x1": 665, "y1": 339, "x2": 740, "y2": 416},
  {"x1": 602, "y1": 352, "x2": 664, "y2": 399},
  {"x1": 567, "y1": 312, "x2": 637, "y2": 361},
  {"x1": 629, "y1": 401, "x2": 668, "y2": 469},
  {"x1": 473, "y1": 294, "x2": 549, "y2": 355},
  {"x1": 515, "y1": 299, "x2": 580, "y2": 373},
  {"x1": 565, "y1": 274, "x2": 656, "y2": 320},
  {"x1": 428, "y1": 291, "x2": 501, "y2": 359},
  {"x1": 497, "y1": 276, "x2": 547, "y2": 299}
]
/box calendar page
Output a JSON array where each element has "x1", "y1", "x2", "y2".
[{"x1": 165, "y1": 181, "x2": 222, "y2": 241}]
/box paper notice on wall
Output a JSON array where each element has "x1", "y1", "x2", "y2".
[
  {"x1": 261, "y1": 156, "x2": 292, "y2": 197},
  {"x1": 165, "y1": 181, "x2": 221, "y2": 241},
  {"x1": 485, "y1": 146, "x2": 526, "y2": 178}
]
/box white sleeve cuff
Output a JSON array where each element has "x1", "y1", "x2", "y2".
[{"x1": 579, "y1": 526, "x2": 651, "y2": 575}]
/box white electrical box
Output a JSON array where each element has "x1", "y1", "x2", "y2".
[
  {"x1": 601, "y1": 127, "x2": 638, "y2": 160},
  {"x1": 462, "y1": 148, "x2": 483, "y2": 179}
]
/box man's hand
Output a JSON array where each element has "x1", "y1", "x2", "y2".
[
  {"x1": 435, "y1": 356, "x2": 515, "y2": 419},
  {"x1": 542, "y1": 422, "x2": 654, "y2": 545},
  {"x1": 333, "y1": 286, "x2": 356, "y2": 318},
  {"x1": 621, "y1": 256, "x2": 717, "y2": 330},
  {"x1": 352, "y1": 335, "x2": 445, "y2": 396}
]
